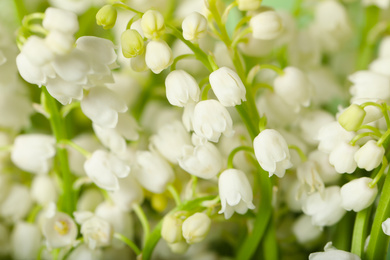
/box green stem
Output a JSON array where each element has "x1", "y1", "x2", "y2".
[
  {"x1": 369, "y1": 157, "x2": 388, "y2": 188},
  {"x1": 112, "y1": 2, "x2": 143, "y2": 14},
  {"x1": 288, "y1": 145, "x2": 307, "y2": 162},
  {"x1": 43, "y1": 87, "x2": 75, "y2": 215},
  {"x1": 227, "y1": 146, "x2": 254, "y2": 169},
  {"x1": 171, "y1": 54, "x2": 196, "y2": 71},
  {"x1": 261, "y1": 218, "x2": 278, "y2": 260},
  {"x1": 236, "y1": 167, "x2": 273, "y2": 260},
  {"x1": 351, "y1": 206, "x2": 373, "y2": 257},
  {"x1": 231, "y1": 27, "x2": 252, "y2": 49},
  {"x1": 366, "y1": 163, "x2": 390, "y2": 260},
  {"x1": 167, "y1": 184, "x2": 181, "y2": 206},
  {"x1": 166, "y1": 24, "x2": 212, "y2": 71},
  {"x1": 27, "y1": 205, "x2": 43, "y2": 223},
  {"x1": 350, "y1": 132, "x2": 380, "y2": 146},
  {"x1": 201, "y1": 84, "x2": 211, "y2": 100},
  {"x1": 358, "y1": 125, "x2": 382, "y2": 137},
  {"x1": 133, "y1": 203, "x2": 150, "y2": 247},
  {"x1": 258, "y1": 64, "x2": 284, "y2": 76},
  {"x1": 114, "y1": 233, "x2": 141, "y2": 255},
  {"x1": 58, "y1": 139, "x2": 91, "y2": 158},
  {"x1": 378, "y1": 128, "x2": 390, "y2": 146}
]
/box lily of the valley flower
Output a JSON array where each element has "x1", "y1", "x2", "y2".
[
  {"x1": 218, "y1": 169, "x2": 255, "y2": 219},
  {"x1": 253, "y1": 129, "x2": 293, "y2": 178},
  {"x1": 83, "y1": 150, "x2": 130, "y2": 191}
]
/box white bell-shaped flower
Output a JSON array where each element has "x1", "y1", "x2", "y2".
[
  {"x1": 42, "y1": 206, "x2": 78, "y2": 249},
  {"x1": 182, "y1": 102, "x2": 196, "y2": 131},
  {"x1": 145, "y1": 40, "x2": 173, "y2": 74},
  {"x1": 273, "y1": 67, "x2": 311, "y2": 112},
  {"x1": 292, "y1": 215, "x2": 322, "y2": 245},
  {"x1": 317, "y1": 121, "x2": 356, "y2": 154},
  {"x1": 108, "y1": 175, "x2": 144, "y2": 212},
  {"x1": 16, "y1": 50, "x2": 53, "y2": 87},
  {"x1": 250, "y1": 11, "x2": 283, "y2": 40},
  {"x1": 340, "y1": 177, "x2": 378, "y2": 212},
  {"x1": 192, "y1": 100, "x2": 234, "y2": 142},
  {"x1": 45, "y1": 77, "x2": 84, "y2": 105},
  {"x1": 308, "y1": 150, "x2": 340, "y2": 184},
  {"x1": 51, "y1": 49, "x2": 89, "y2": 84},
  {"x1": 77, "y1": 188, "x2": 104, "y2": 212},
  {"x1": 369, "y1": 58, "x2": 390, "y2": 77},
  {"x1": 83, "y1": 150, "x2": 130, "y2": 191},
  {"x1": 209, "y1": 67, "x2": 246, "y2": 107},
  {"x1": 329, "y1": 142, "x2": 359, "y2": 174},
  {"x1": 80, "y1": 86, "x2": 128, "y2": 128},
  {"x1": 0, "y1": 91, "x2": 33, "y2": 130},
  {"x1": 218, "y1": 169, "x2": 255, "y2": 219},
  {"x1": 11, "y1": 134, "x2": 56, "y2": 175},
  {"x1": 182, "y1": 212, "x2": 211, "y2": 244},
  {"x1": 43, "y1": 7, "x2": 79, "y2": 34},
  {"x1": 1, "y1": 184, "x2": 32, "y2": 222},
  {"x1": 298, "y1": 110, "x2": 334, "y2": 145},
  {"x1": 253, "y1": 129, "x2": 293, "y2": 178},
  {"x1": 45, "y1": 30, "x2": 75, "y2": 55},
  {"x1": 92, "y1": 113, "x2": 139, "y2": 155},
  {"x1": 11, "y1": 222, "x2": 41, "y2": 260},
  {"x1": 21, "y1": 36, "x2": 54, "y2": 66},
  {"x1": 95, "y1": 202, "x2": 133, "y2": 248},
  {"x1": 150, "y1": 120, "x2": 191, "y2": 164},
  {"x1": 30, "y1": 175, "x2": 57, "y2": 206},
  {"x1": 349, "y1": 70, "x2": 390, "y2": 100},
  {"x1": 182, "y1": 12, "x2": 207, "y2": 41},
  {"x1": 134, "y1": 151, "x2": 175, "y2": 194},
  {"x1": 354, "y1": 140, "x2": 385, "y2": 171},
  {"x1": 165, "y1": 70, "x2": 200, "y2": 107},
  {"x1": 179, "y1": 141, "x2": 223, "y2": 179},
  {"x1": 74, "y1": 211, "x2": 112, "y2": 250},
  {"x1": 302, "y1": 186, "x2": 346, "y2": 227},
  {"x1": 382, "y1": 218, "x2": 390, "y2": 235},
  {"x1": 309, "y1": 242, "x2": 360, "y2": 260},
  {"x1": 297, "y1": 160, "x2": 324, "y2": 197}
]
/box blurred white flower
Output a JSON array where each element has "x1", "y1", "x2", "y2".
[
  {"x1": 74, "y1": 211, "x2": 113, "y2": 250},
  {"x1": 11, "y1": 222, "x2": 41, "y2": 259},
  {"x1": 43, "y1": 7, "x2": 79, "y2": 34},
  {"x1": 309, "y1": 242, "x2": 360, "y2": 260},
  {"x1": 250, "y1": 11, "x2": 283, "y2": 40},
  {"x1": 84, "y1": 150, "x2": 130, "y2": 191},
  {"x1": 1, "y1": 184, "x2": 32, "y2": 222},
  {"x1": 11, "y1": 134, "x2": 56, "y2": 175}
]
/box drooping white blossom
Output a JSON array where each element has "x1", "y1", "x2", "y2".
[
  {"x1": 165, "y1": 70, "x2": 200, "y2": 107},
  {"x1": 253, "y1": 129, "x2": 293, "y2": 178},
  {"x1": 340, "y1": 177, "x2": 378, "y2": 212},
  {"x1": 182, "y1": 12, "x2": 207, "y2": 41},
  {"x1": 218, "y1": 169, "x2": 255, "y2": 219}
]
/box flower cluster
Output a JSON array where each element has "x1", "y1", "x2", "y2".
[{"x1": 1, "y1": 0, "x2": 390, "y2": 259}]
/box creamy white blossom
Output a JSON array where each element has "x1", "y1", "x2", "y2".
[
  {"x1": 84, "y1": 150, "x2": 130, "y2": 191},
  {"x1": 43, "y1": 7, "x2": 79, "y2": 34},
  {"x1": 340, "y1": 177, "x2": 378, "y2": 212},
  {"x1": 145, "y1": 40, "x2": 173, "y2": 74},
  {"x1": 141, "y1": 10, "x2": 165, "y2": 40},
  {"x1": 253, "y1": 129, "x2": 293, "y2": 178},
  {"x1": 209, "y1": 67, "x2": 246, "y2": 107},
  {"x1": 182, "y1": 212, "x2": 211, "y2": 244},
  {"x1": 354, "y1": 140, "x2": 385, "y2": 171},
  {"x1": 11, "y1": 134, "x2": 56, "y2": 175},
  {"x1": 165, "y1": 70, "x2": 200, "y2": 107},
  {"x1": 329, "y1": 142, "x2": 359, "y2": 174},
  {"x1": 192, "y1": 100, "x2": 234, "y2": 142},
  {"x1": 218, "y1": 169, "x2": 255, "y2": 219},
  {"x1": 250, "y1": 11, "x2": 283, "y2": 40},
  {"x1": 309, "y1": 242, "x2": 360, "y2": 260}
]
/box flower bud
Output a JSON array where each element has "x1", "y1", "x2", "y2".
[
  {"x1": 237, "y1": 0, "x2": 262, "y2": 11},
  {"x1": 182, "y1": 212, "x2": 211, "y2": 244},
  {"x1": 309, "y1": 242, "x2": 360, "y2": 260},
  {"x1": 121, "y1": 29, "x2": 144, "y2": 58},
  {"x1": 182, "y1": 12, "x2": 207, "y2": 41},
  {"x1": 168, "y1": 241, "x2": 189, "y2": 254},
  {"x1": 96, "y1": 5, "x2": 117, "y2": 29},
  {"x1": 338, "y1": 104, "x2": 366, "y2": 132},
  {"x1": 161, "y1": 214, "x2": 184, "y2": 244},
  {"x1": 250, "y1": 11, "x2": 283, "y2": 40},
  {"x1": 354, "y1": 140, "x2": 385, "y2": 171},
  {"x1": 145, "y1": 40, "x2": 173, "y2": 74},
  {"x1": 165, "y1": 70, "x2": 200, "y2": 107},
  {"x1": 340, "y1": 177, "x2": 377, "y2": 212},
  {"x1": 141, "y1": 10, "x2": 165, "y2": 40},
  {"x1": 292, "y1": 215, "x2": 322, "y2": 245},
  {"x1": 209, "y1": 67, "x2": 246, "y2": 107}
]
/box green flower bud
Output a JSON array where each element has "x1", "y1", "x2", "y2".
[
  {"x1": 121, "y1": 29, "x2": 144, "y2": 58},
  {"x1": 338, "y1": 104, "x2": 366, "y2": 132},
  {"x1": 96, "y1": 5, "x2": 117, "y2": 29}
]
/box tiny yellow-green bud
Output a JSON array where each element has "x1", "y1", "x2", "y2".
[
  {"x1": 121, "y1": 29, "x2": 144, "y2": 58},
  {"x1": 96, "y1": 5, "x2": 117, "y2": 29},
  {"x1": 338, "y1": 104, "x2": 366, "y2": 132},
  {"x1": 161, "y1": 214, "x2": 184, "y2": 244},
  {"x1": 141, "y1": 10, "x2": 165, "y2": 40}
]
